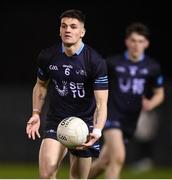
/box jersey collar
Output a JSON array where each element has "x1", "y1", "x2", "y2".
[
  {"x1": 62, "y1": 42, "x2": 85, "y2": 55},
  {"x1": 124, "y1": 51, "x2": 145, "y2": 62}
]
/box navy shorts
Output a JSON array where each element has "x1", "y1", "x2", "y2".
[
  {"x1": 104, "y1": 117, "x2": 138, "y2": 143},
  {"x1": 43, "y1": 121, "x2": 100, "y2": 158}
]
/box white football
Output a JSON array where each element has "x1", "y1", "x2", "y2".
[{"x1": 57, "y1": 117, "x2": 89, "y2": 148}]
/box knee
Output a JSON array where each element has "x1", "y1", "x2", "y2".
[
  {"x1": 113, "y1": 152, "x2": 125, "y2": 166},
  {"x1": 99, "y1": 156, "x2": 109, "y2": 170},
  {"x1": 40, "y1": 170, "x2": 56, "y2": 179},
  {"x1": 40, "y1": 172, "x2": 52, "y2": 179},
  {"x1": 39, "y1": 163, "x2": 57, "y2": 179},
  {"x1": 40, "y1": 170, "x2": 55, "y2": 179},
  {"x1": 70, "y1": 171, "x2": 79, "y2": 179}
]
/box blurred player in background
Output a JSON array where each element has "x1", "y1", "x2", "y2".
[
  {"x1": 26, "y1": 9, "x2": 108, "y2": 179},
  {"x1": 89, "y1": 22, "x2": 164, "y2": 179},
  {"x1": 130, "y1": 109, "x2": 159, "y2": 172}
]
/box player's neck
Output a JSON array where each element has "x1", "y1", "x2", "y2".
[
  {"x1": 128, "y1": 52, "x2": 142, "y2": 63},
  {"x1": 63, "y1": 40, "x2": 83, "y2": 57}
]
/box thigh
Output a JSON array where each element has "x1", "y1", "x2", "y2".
[
  {"x1": 39, "y1": 138, "x2": 67, "y2": 173},
  {"x1": 104, "y1": 129, "x2": 125, "y2": 160},
  {"x1": 69, "y1": 153, "x2": 92, "y2": 179},
  {"x1": 95, "y1": 143, "x2": 110, "y2": 166}
]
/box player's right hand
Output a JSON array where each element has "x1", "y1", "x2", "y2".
[{"x1": 26, "y1": 114, "x2": 41, "y2": 140}]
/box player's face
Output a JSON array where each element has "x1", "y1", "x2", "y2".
[
  {"x1": 125, "y1": 32, "x2": 149, "y2": 59},
  {"x1": 60, "y1": 17, "x2": 85, "y2": 46}
]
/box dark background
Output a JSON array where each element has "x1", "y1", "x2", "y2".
[
  {"x1": 1, "y1": 1, "x2": 172, "y2": 84},
  {"x1": 1, "y1": 0, "x2": 172, "y2": 166}
]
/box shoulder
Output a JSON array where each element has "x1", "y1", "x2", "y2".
[
  {"x1": 144, "y1": 55, "x2": 161, "y2": 70},
  {"x1": 83, "y1": 44, "x2": 104, "y2": 62},
  {"x1": 38, "y1": 44, "x2": 60, "y2": 59},
  {"x1": 37, "y1": 44, "x2": 61, "y2": 67}
]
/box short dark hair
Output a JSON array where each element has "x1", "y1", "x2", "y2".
[
  {"x1": 126, "y1": 22, "x2": 150, "y2": 39},
  {"x1": 60, "y1": 9, "x2": 85, "y2": 24}
]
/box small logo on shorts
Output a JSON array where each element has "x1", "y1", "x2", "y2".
[{"x1": 46, "y1": 129, "x2": 56, "y2": 134}]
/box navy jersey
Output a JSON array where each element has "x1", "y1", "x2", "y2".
[
  {"x1": 37, "y1": 43, "x2": 108, "y2": 124},
  {"x1": 107, "y1": 53, "x2": 164, "y2": 119}
]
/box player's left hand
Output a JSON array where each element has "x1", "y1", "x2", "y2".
[
  {"x1": 75, "y1": 132, "x2": 100, "y2": 150},
  {"x1": 83, "y1": 132, "x2": 100, "y2": 146}
]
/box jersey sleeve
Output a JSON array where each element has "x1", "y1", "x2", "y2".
[
  {"x1": 91, "y1": 53, "x2": 108, "y2": 90},
  {"x1": 106, "y1": 56, "x2": 114, "y2": 80},
  {"x1": 151, "y1": 62, "x2": 164, "y2": 88},
  {"x1": 37, "y1": 49, "x2": 50, "y2": 81}
]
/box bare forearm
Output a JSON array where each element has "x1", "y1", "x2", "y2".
[
  {"x1": 32, "y1": 82, "x2": 48, "y2": 115},
  {"x1": 149, "y1": 91, "x2": 164, "y2": 109},
  {"x1": 93, "y1": 103, "x2": 107, "y2": 130},
  {"x1": 143, "y1": 87, "x2": 164, "y2": 111},
  {"x1": 93, "y1": 90, "x2": 108, "y2": 130}
]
